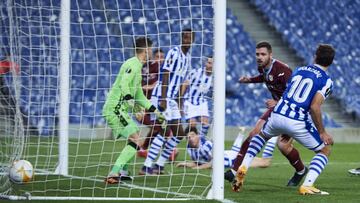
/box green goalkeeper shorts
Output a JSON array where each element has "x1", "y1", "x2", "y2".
[{"x1": 103, "y1": 107, "x2": 139, "y2": 139}]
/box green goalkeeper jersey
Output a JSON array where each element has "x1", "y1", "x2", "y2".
[{"x1": 103, "y1": 56, "x2": 152, "y2": 112}]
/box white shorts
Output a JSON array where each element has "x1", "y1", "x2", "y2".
[
  {"x1": 151, "y1": 96, "x2": 181, "y2": 121},
  {"x1": 183, "y1": 100, "x2": 209, "y2": 120},
  {"x1": 261, "y1": 113, "x2": 325, "y2": 151}
]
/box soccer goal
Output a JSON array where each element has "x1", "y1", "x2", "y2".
[{"x1": 0, "y1": 0, "x2": 225, "y2": 201}]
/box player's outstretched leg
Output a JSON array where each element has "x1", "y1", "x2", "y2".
[
  {"x1": 106, "y1": 140, "x2": 140, "y2": 184},
  {"x1": 224, "y1": 135, "x2": 252, "y2": 182},
  {"x1": 225, "y1": 120, "x2": 266, "y2": 182},
  {"x1": 154, "y1": 120, "x2": 184, "y2": 174},
  {"x1": 299, "y1": 150, "x2": 330, "y2": 195},
  {"x1": 140, "y1": 133, "x2": 166, "y2": 175},
  {"x1": 232, "y1": 134, "x2": 267, "y2": 192},
  {"x1": 277, "y1": 135, "x2": 308, "y2": 186},
  {"x1": 250, "y1": 136, "x2": 278, "y2": 168}
]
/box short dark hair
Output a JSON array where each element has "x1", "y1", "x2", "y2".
[
  {"x1": 135, "y1": 37, "x2": 152, "y2": 54},
  {"x1": 153, "y1": 48, "x2": 163, "y2": 55},
  {"x1": 185, "y1": 126, "x2": 198, "y2": 135},
  {"x1": 314, "y1": 44, "x2": 335, "y2": 67},
  {"x1": 182, "y1": 28, "x2": 195, "y2": 39},
  {"x1": 256, "y1": 41, "x2": 272, "y2": 52}
]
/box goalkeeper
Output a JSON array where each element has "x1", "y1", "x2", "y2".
[{"x1": 103, "y1": 37, "x2": 165, "y2": 184}]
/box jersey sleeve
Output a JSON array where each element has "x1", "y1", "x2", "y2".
[
  {"x1": 162, "y1": 48, "x2": 179, "y2": 72},
  {"x1": 199, "y1": 140, "x2": 213, "y2": 162},
  {"x1": 187, "y1": 68, "x2": 196, "y2": 83},
  {"x1": 317, "y1": 78, "x2": 333, "y2": 100},
  {"x1": 119, "y1": 65, "x2": 136, "y2": 97},
  {"x1": 135, "y1": 84, "x2": 152, "y2": 110}
]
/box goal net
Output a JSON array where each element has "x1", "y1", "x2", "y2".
[{"x1": 0, "y1": 0, "x2": 222, "y2": 200}]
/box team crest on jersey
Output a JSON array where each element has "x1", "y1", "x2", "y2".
[
  {"x1": 125, "y1": 68, "x2": 132, "y2": 74},
  {"x1": 269, "y1": 75, "x2": 273, "y2": 81}
]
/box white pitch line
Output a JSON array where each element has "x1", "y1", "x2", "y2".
[
  {"x1": 63, "y1": 173, "x2": 204, "y2": 200},
  {"x1": 20, "y1": 168, "x2": 206, "y2": 199}
]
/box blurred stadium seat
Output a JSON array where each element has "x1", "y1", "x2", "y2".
[{"x1": 250, "y1": 0, "x2": 359, "y2": 124}]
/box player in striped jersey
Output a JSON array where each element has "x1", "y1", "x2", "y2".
[
  {"x1": 140, "y1": 28, "x2": 195, "y2": 174},
  {"x1": 176, "y1": 127, "x2": 279, "y2": 169},
  {"x1": 226, "y1": 41, "x2": 306, "y2": 186},
  {"x1": 182, "y1": 56, "x2": 213, "y2": 138},
  {"x1": 233, "y1": 44, "x2": 335, "y2": 195}
]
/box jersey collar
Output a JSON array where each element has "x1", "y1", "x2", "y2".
[
  {"x1": 264, "y1": 59, "x2": 276, "y2": 80},
  {"x1": 314, "y1": 64, "x2": 327, "y2": 72}
]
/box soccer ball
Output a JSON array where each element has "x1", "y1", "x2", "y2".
[{"x1": 9, "y1": 160, "x2": 34, "y2": 183}]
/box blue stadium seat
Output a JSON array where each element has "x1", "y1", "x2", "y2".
[
  {"x1": 249, "y1": 0, "x2": 359, "y2": 127},
  {"x1": 1, "y1": 0, "x2": 344, "y2": 135}
]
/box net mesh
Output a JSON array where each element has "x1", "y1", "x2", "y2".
[{"x1": 0, "y1": 0, "x2": 214, "y2": 199}]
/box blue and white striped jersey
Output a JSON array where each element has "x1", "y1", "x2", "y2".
[
  {"x1": 274, "y1": 64, "x2": 333, "y2": 121},
  {"x1": 152, "y1": 46, "x2": 191, "y2": 99},
  {"x1": 187, "y1": 137, "x2": 212, "y2": 164},
  {"x1": 185, "y1": 67, "x2": 212, "y2": 105}
]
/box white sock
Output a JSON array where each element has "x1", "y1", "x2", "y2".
[
  {"x1": 302, "y1": 153, "x2": 328, "y2": 186},
  {"x1": 144, "y1": 134, "x2": 165, "y2": 168},
  {"x1": 156, "y1": 136, "x2": 181, "y2": 167},
  {"x1": 242, "y1": 134, "x2": 265, "y2": 169},
  {"x1": 261, "y1": 136, "x2": 278, "y2": 158}
]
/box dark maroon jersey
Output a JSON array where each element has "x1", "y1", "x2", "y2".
[
  {"x1": 249, "y1": 59, "x2": 292, "y2": 100},
  {"x1": 142, "y1": 62, "x2": 160, "y2": 99}
]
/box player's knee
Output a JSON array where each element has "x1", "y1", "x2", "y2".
[
  {"x1": 128, "y1": 133, "x2": 142, "y2": 148},
  {"x1": 277, "y1": 140, "x2": 293, "y2": 155},
  {"x1": 249, "y1": 129, "x2": 259, "y2": 137},
  {"x1": 319, "y1": 145, "x2": 332, "y2": 157},
  {"x1": 127, "y1": 141, "x2": 141, "y2": 151}
]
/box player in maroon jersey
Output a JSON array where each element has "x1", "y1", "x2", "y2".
[
  {"x1": 136, "y1": 49, "x2": 177, "y2": 161},
  {"x1": 141, "y1": 49, "x2": 164, "y2": 100},
  {"x1": 225, "y1": 41, "x2": 308, "y2": 187}
]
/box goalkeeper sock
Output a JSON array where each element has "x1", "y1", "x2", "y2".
[
  {"x1": 156, "y1": 136, "x2": 181, "y2": 167},
  {"x1": 199, "y1": 123, "x2": 210, "y2": 137},
  {"x1": 144, "y1": 134, "x2": 165, "y2": 168},
  {"x1": 110, "y1": 143, "x2": 137, "y2": 175},
  {"x1": 242, "y1": 134, "x2": 266, "y2": 169},
  {"x1": 303, "y1": 153, "x2": 328, "y2": 186},
  {"x1": 261, "y1": 136, "x2": 278, "y2": 158}
]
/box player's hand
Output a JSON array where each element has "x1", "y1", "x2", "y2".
[
  {"x1": 176, "y1": 162, "x2": 187, "y2": 168},
  {"x1": 265, "y1": 99, "x2": 277, "y2": 108},
  {"x1": 159, "y1": 98, "x2": 167, "y2": 111},
  {"x1": 134, "y1": 110, "x2": 145, "y2": 122},
  {"x1": 238, "y1": 76, "x2": 250, "y2": 83},
  {"x1": 149, "y1": 105, "x2": 167, "y2": 128},
  {"x1": 154, "y1": 108, "x2": 166, "y2": 124},
  {"x1": 123, "y1": 94, "x2": 135, "y2": 108},
  {"x1": 320, "y1": 131, "x2": 334, "y2": 145}
]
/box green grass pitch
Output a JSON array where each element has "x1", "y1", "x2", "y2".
[{"x1": 2, "y1": 136, "x2": 360, "y2": 203}]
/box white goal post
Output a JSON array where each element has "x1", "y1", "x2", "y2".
[{"x1": 0, "y1": 0, "x2": 226, "y2": 200}]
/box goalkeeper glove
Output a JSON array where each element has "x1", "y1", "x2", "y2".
[
  {"x1": 123, "y1": 94, "x2": 135, "y2": 108},
  {"x1": 148, "y1": 105, "x2": 166, "y2": 124}
]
